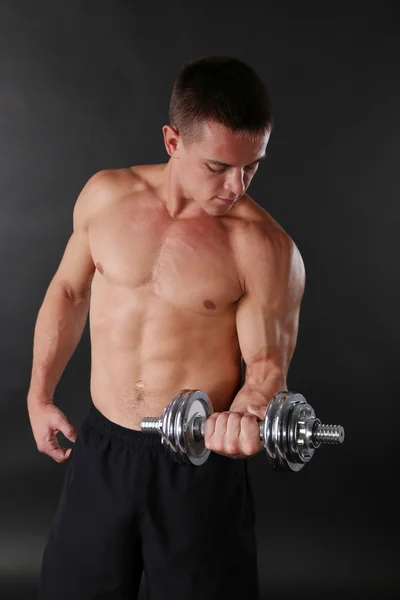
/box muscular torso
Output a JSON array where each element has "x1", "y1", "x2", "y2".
[{"x1": 87, "y1": 164, "x2": 273, "y2": 429}]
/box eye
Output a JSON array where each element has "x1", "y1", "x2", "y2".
[
  {"x1": 207, "y1": 165, "x2": 226, "y2": 174},
  {"x1": 206, "y1": 164, "x2": 258, "y2": 174}
]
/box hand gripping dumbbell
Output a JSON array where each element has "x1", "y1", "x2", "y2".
[{"x1": 141, "y1": 389, "x2": 345, "y2": 471}]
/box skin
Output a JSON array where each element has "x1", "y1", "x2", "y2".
[{"x1": 27, "y1": 119, "x2": 306, "y2": 462}]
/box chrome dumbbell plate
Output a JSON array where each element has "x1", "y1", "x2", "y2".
[
  {"x1": 261, "y1": 392, "x2": 314, "y2": 471},
  {"x1": 261, "y1": 391, "x2": 345, "y2": 471},
  {"x1": 160, "y1": 389, "x2": 213, "y2": 466}
]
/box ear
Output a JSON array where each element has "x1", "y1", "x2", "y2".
[{"x1": 162, "y1": 124, "x2": 181, "y2": 158}]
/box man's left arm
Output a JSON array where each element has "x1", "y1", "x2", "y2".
[{"x1": 230, "y1": 227, "x2": 306, "y2": 418}]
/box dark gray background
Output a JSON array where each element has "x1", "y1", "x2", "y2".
[{"x1": 1, "y1": 1, "x2": 399, "y2": 598}]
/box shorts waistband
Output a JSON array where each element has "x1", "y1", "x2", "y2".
[{"x1": 87, "y1": 402, "x2": 162, "y2": 449}]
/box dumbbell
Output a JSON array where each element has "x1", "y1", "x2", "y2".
[{"x1": 141, "y1": 389, "x2": 345, "y2": 471}]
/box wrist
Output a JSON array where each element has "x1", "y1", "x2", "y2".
[{"x1": 27, "y1": 392, "x2": 54, "y2": 410}]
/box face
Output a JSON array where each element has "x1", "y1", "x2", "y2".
[{"x1": 164, "y1": 120, "x2": 270, "y2": 215}]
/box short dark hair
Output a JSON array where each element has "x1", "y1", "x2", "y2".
[{"x1": 168, "y1": 55, "x2": 274, "y2": 146}]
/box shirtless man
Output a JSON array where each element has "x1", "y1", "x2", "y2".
[{"x1": 27, "y1": 56, "x2": 305, "y2": 599}]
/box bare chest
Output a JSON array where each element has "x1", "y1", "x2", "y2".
[{"x1": 88, "y1": 202, "x2": 244, "y2": 314}]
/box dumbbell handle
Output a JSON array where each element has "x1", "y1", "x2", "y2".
[{"x1": 193, "y1": 415, "x2": 344, "y2": 446}]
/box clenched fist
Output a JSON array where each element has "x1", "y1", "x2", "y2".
[
  {"x1": 204, "y1": 410, "x2": 264, "y2": 459},
  {"x1": 28, "y1": 402, "x2": 78, "y2": 463}
]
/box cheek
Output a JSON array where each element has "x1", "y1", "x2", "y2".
[
  {"x1": 201, "y1": 170, "x2": 218, "y2": 188},
  {"x1": 243, "y1": 172, "x2": 256, "y2": 187}
]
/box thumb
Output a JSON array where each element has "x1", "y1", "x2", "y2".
[
  {"x1": 52, "y1": 446, "x2": 71, "y2": 463},
  {"x1": 58, "y1": 419, "x2": 78, "y2": 443},
  {"x1": 247, "y1": 404, "x2": 267, "y2": 420}
]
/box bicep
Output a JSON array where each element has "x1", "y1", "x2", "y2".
[
  {"x1": 52, "y1": 229, "x2": 95, "y2": 303},
  {"x1": 236, "y1": 231, "x2": 305, "y2": 380},
  {"x1": 236, "y1": 289, "x2": 301, "y2": 380}
]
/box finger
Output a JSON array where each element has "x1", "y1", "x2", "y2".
[
  {"x1": 240, "y1": 414, "x2": 264, "y2": 454},
  {"x1": 225, "y1": 412, "x2": 242, "y2": 453},
  {"x1": 226, "y1": 412, "x2": 242, "y2": 439},
  {"x1": 204, "y1": 412, "x2": 220, "y2": 438},
  {"x1": 43, "y1": 433, "x2": 71, "y2": 463},
  {"x1": 204, "y1": 412, "x2": 227, "y2": 453},
  {"x1": 42, "y1": 444, "x2": 70, "y2": 463},
  {"x1": 213, "y1": 412, "x2": 229, "y2": 440},
  {"x1": 240, "y1": 414, "x2": 259, "y2": 437},
  {"x1": 56, "y1": 419, "x2": 78, "y2": 443},
  {"x1": 214, "y1": 412, "x2": 241, "y2": 455},
  {"x1": 52, "y1": 448, "x2": 71, "y2": 463}
]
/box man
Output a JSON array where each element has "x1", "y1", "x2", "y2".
[{"x1": 28, "y1": 55, "x2": 305, "y2": 599}]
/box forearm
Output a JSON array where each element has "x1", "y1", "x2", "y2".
[
  {"x1": 229, "y1": 372, "x2": 287, "y2": 413},
  {"x1": 27, "y1": 282, "x2": 90, "y2": 407}
]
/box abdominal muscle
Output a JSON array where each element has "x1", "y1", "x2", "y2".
[{"x1": 89, "y1": 288, "x2": 243, "y2": 430}]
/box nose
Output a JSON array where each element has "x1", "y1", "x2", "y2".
[{"x1": 224, "y1": 169, "x2": 245, "y2": 198}]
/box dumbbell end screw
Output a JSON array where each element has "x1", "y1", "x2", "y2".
[
  {"x1": 313, "y1": 423, "x2": 345, "y2": 444},
  {"x1": 141, "y1": 418, "x2": 163, "y2": 434}
]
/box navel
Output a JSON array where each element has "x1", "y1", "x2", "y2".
[
  {"x1": 96, "y1": 262, "x2": 104, "y2": 274},
  {"x1": 204, "y1": 300, "x2": 216, "y2": 311}
]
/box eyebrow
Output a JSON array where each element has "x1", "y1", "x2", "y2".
[{"x1": 205, "y1": 153, "x2": 267, "y2": 168}]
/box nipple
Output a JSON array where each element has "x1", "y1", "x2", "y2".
[
  {"x1": 204, "y1": 300, "x2": 216, "y2": 311},
  {"x1": 96, "y1": 262, "x2": 104, "y2": 274}
]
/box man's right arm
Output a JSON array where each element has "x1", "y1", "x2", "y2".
[{"x1": 27, "y1": 169, "x2": 116, "y2": 461}]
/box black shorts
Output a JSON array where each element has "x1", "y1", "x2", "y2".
[{"x1": 39, "y1": 402, "x2": 260, "y2": 599}]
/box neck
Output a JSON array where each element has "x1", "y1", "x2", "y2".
[{"x1": 159, "y1": 160, "x2": 204, "y2": 220}]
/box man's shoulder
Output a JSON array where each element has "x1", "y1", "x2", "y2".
[
  {"x1": 78, "y1": 164, "x2": 165, "y2": 229},
  {"x1": 97, "y1": 163, "x2": 166, "y2": 197},
  {"x1": 234, "y1": 194, "x2": 291, "y2": 244},
  {"x1": 74, "y1": 167, "x2": 136, "y2": 229},
  {"x1": 91, "y1": 165, "x2": 145, "y2": 194},
  {"x1": 82, "y1": 164, "x2": 156, "y2": 208},
  {"x1": 233, "y1": 194, "x2": 303, "y2": 269},
  {"x1": 233, "y1": 197, "x2": 305, "y2": 294}
]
